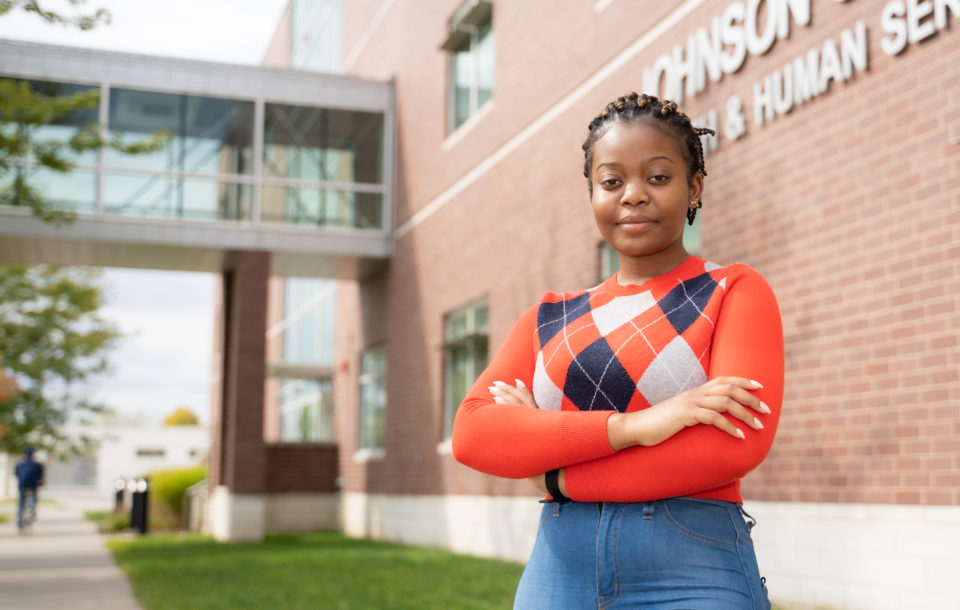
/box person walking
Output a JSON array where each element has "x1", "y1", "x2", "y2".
[{"x1": 14, "y1": 445, "x2": 45, "y2": 534}]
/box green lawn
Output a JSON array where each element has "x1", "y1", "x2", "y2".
[{"x1": 107, "y1": 532, "x2": 524, "y2": 610}]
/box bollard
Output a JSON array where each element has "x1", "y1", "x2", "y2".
[
  {"x1": 114, "y1": 478, "x2": 126, "y2": 514},
  {"x1": 138, "y1": 477, "x2": 149, "y2": 535},
  {"x1": 129, "y1": 477, "x2": 149, "y2": 535}
]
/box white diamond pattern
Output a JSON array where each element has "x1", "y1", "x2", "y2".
[
  {"x1": 533, "y1": 351, "x2": 564, "y2": 411},
  {"x1": 636, "y1": 336, "x2": 707, "y2": 406},
  {"x1": 590, "y1": 291, "x2": 657, "y2": 336}
]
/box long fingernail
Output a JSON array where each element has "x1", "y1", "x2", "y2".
[
  {"x1": 515, "y1": 379, "x2": 526, "y2": 389},
  {"x1": 736, "y1": 428, "x2": 745, "y2": 439},
  {"x1": 488, "y1": 386, "x2": 499, "y2": 393},
  {"x1": 759, "y1": 401, "x2": 771, "y2": 414},
  {"x1": 750, "y1": 380, "x2": 764, "y2": 389},
  {"x1": 493, "y1": 380, "x2": 509, "y2": 389},
  {"x1": 753, "y1": 417, "x2": 764, "y2": 429},
  {"x1": 493, "y1": 396, "x2": 506, "y2": 404}
]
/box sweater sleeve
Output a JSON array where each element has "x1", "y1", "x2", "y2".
[
  {"x1": 452, "y1": 301, "x2": 617, "y2": 478},
  {"x1": 562, "y1": 266, "x2": 784, "y2": 502}
]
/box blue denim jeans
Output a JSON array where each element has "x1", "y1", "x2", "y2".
[
  {"x1": 514, "y1": 498, "x2": 771, "y2": 609},
  {"x1": 17, "y1": 486, "x2": 37, "y2": 529}
]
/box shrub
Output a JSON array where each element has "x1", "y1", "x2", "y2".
[
  {"x1": 147, "y1": 465, "x2": 207, "y2": 531},
  {"x1": 85, "y1": 509, "x2": 130, "y2": 533}
]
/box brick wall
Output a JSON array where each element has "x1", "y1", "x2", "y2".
[
  {"x1": 216, "y1": 250, "x2": 270, "y2": 495},
  {"x1": 334, "y1": 0, "x2": 959, "y2": 505},
  {"x1": 264, "y1": 443, "x2": 339, "y2": 493}
]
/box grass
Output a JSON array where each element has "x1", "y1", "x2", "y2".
[
  {"x1": 0, "y1": 497, "x2": 61, "y2": 507},
  {"x1": 0, "y1": 513, "x2": 8, "y2": 524},
  {"x1": 84, "y1": 509, "x2": 130, "y2": 533},
  {"x1": 107, "y1": 532, "x2": 524, "y2": 610}
]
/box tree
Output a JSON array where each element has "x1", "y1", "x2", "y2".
[
  {"x1": 0, "y1": 0, "x2": 170, "y2": 224},
  {"x1": 0, "y1": 264, "x2": 121, "y2": 454},
  {"x1": 0, "y1": 0, "x2": 111, "y2": 31},
  {"x1": 164, "y1": 407, "x2": 200, "y2": 426}
]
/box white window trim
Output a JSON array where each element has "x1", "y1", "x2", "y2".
[
  {"x1": 444, "y1": 2, "x2": 493, "y2": 135},
  {"x1": 358, "y1": 345, "x2": 387, "y2": 452},
  {"x1": 436, "y1": 438, "x2": 453, "y2": 455},
  {"x1": 441, "y1": 298, "x2": 489, "y2": 441},
  {"x1": 353, "y1": 447, "x2": 386, "y2": 462},
  {"x1": 441, "y1": 100, "x2": 495, "y2": 151}
]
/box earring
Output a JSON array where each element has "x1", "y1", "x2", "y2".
[{"x1": 686, "y1": 200, "x2": 701, "y2": 226}]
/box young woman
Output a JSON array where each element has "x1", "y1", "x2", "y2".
[{"x1": 452, "y1": 92, "x2": 783, "y2": 609}]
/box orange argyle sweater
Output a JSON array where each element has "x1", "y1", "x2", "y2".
[{"x1": 452, "y1": 255, "x2": 784, "y2": 503}]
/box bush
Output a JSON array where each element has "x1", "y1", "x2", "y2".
[
  {"x1": 85, "y1": 510, "x2": 130, "y2": 532},
  {"x1": 147, "y1": 465, "x2": 207, "y2": 531}
]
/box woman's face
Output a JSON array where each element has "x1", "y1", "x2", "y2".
[{"x1": 589, "y1": 120, "x2": 703, "y2": 260}]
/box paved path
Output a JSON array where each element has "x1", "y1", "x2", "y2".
[{"x1": 0, "y1": 489, "x2": 141, "y2": 610}]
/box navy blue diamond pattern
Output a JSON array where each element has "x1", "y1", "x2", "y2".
[
  {"x1": 563, "y1": 337, "x2": 636, "y2": 412},
  {"x1": 659, "y1": 272, "x2": 718, "y2": 335},
  {"x1": 536, "y1": 292, "x2": 592, "y2": 348}
]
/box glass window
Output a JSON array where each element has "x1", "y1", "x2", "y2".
[
  {"x1": 278, "y1": 378, "x2": 334, "y2": 442},
  {"x1": 0, "y1": 78, "x2": 100, "y2": 168},
  {"x1": 282, "y1": 278, "x2": 336, "y2": 366},
  {"x1": 261, "y1": 186, "x2": 382, "y2": 229},
  {"x1": 358, "y1": 346, "x2": 387, "y2": 451},
  {"x1": 263, "y1": 104, "x2": 383, "y2": 184},
  {"x1": 0, "y1": 167, "x2": 98, "y2": 214},
  {"x1": 102, "y1": 173, "x2": 250, "y2": 220},
  {"x1": 446, "y1": 4, "x2": 494, "y2": 132},
  {"x1": 598, "y1": 221, "x2": 701, "y2": 282},
  {"x1": 292, "y1": 0, "x2": 342, "y2": 73},
  {"x1": 600, "y1": 241, "x2": 619, "y2": 280},
  {"x1": 443, "y1": 299, "x2": 488, "y2": 439},
  {"x1": 105, "y1": 89, "x2": 254, "y2": 176},
  {"x1": 684, "y1": 215, "x2": 701, "y2": 254}
]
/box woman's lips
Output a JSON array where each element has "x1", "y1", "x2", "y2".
[{"x1": 617, "y1": 217, "x2": 655, "y2": 232}]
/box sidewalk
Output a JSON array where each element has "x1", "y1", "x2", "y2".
[{"x1": 0, "y1": 489, "x2": 141, "y2": 610}]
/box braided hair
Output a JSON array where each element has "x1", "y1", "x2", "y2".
[{"x1": 582, "y1": 92, "x2": 715, "y2": 225}]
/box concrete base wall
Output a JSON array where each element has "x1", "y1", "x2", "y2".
[
  {"x1": 340, "y1": 494, "x2": 960, "y2": 608},
  {"x1": 264, "y1": 493, "x2": 339, "y2": 533},
  {"x1": 342, "y1": 492, "x2": 541, "y2": 563},
  {"x1": 749, "y1": 501, "x2": 960, "y2": 610},
  {"x1": 209, "y1": 485, "x2": 265, "y2": 542}
]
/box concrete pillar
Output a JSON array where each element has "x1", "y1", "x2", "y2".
[{"x1": 209, "y1": 250, "x2": 269, "y2": 541}]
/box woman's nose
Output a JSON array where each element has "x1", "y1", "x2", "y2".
[{"x1": 621, "y1": 181, "x2": 647, "y2": 205}]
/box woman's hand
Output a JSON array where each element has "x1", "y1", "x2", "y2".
[
  {"x1": 607, "y1": 376, "x2": 769, "y2": 450},
  {"x1": 488, "y1": 380, "x2": 548, "y2": 493},
  {"x1": 487, "y1": 379, "x2": 538, "y2": 408}
]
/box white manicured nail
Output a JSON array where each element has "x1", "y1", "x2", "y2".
[
  {"x1": 493, "y1": 380, "x2": 509, "y2": 389},
  {"x1": 488, "y1": 386, "x2": 499, "y2": 393},
  {"x1": 753, "y1": 418, "x2": 764, "y2": 429},
  {"x1": 750, "y1": 380, "x2": 764, "y2": 389},
  {"x1": 515, "y1": 379, "x2": 526, "y2": 389},
  {"x1": 736, "y1": 428, "x2": 745, "y2": 439},
  {"x1": 493, "y1": 396, "x2": 506, "y2": 404},
  {"x1": 759, "y1": 401, "x2": 771, "y2": 414}
]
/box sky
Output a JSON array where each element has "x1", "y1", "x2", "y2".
[
  {"x1": 0, "y1": 0, "x2": 290, "y2": 424},
  {"x1": 0, "y1": 0, "x2": 290, "y2": 64}
]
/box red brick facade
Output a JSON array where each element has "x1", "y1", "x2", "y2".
[
  {"x1": 331, "y1": 0, "x2": 959, "y2": 506},
  {"x1": 210, "y1": 250, "x2": 270, "y2": 494},
  {"x1": 265, "y1": 444, "x2": 339, "y2": 493}
]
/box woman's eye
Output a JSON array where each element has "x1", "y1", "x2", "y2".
[
  {"x1": 649, "y1": 174, "x2": 669, "y2": 183},
  {"x1": 600, "y1": 178, "x2": 621, "y2": 187}
]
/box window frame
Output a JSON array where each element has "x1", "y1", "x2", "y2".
[
  {"x1": 441, "y1": 298, "x2": 489, "y2": 443},
  {"x1": 357, "y1": 344, "x2": 387, "y2": 456},
  {"x1": 443, "y1": 1, "x2": 494, "y2": 134}
]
